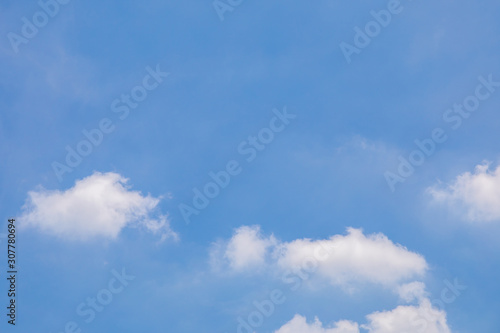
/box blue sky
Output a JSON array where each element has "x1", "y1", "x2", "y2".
[{"x1": 1, "y1": 0, "x2": 500, "y2": 332}]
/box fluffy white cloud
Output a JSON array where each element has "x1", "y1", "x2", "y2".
[
  {"x1": 217, "y1": 227, "x2": 452, "y2": 333},
  {"x1": 275, "y1": 299, "x2": 451, "y2": 333},
  {"x1": 428, "y1": 162, "x2": 500, "y2": 222},
  {"x1": 210, "y1": 225, "x2": 276, "y2": 272},
  {"x1": 362, "y1": 299, "x2": 451, "y2": 333},
  {"x1": 274, "y1": 315, "x2": 359, "y2": 333},
  {"x1": 275, "y1": 228, "x2": 427, "y2": 288},
  {"x1": 20, "y1": 172, "x2": 177, "y2": 241},
  {"x1": 225, "y1": 226, "x2": 276, "y2": 271},
  {"x1": 213, "y1": 226, "x2": 427, "y2": 288}
]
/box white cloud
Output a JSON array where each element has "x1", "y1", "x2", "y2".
[
  {"x1": 275, "y1": 228, "x2": 427, "y2": 288},
  {"x1": 362, "y1": 298, "x2": 451, "y2": 333},
  {"x1": 428, "y1": 162, "x2": 500, "y2": 222},
  {"x1": 397, "y1": 282, "x2": 428, "y2": 303},
  {"x1": 275, "y1": 299, "x2": 451, "y2": 333},
  {"x1": 225, "y1": 225, "x2": 276, "y2": 271},
  {"x1": 217, "y1": 227, "x2": 452, "y2": 333},
  {"x1": 274, "y1": 315, "x2": 359, "y2": 333},
  {"x1": 211, "y1": 225, "x2": 276, "y2": 272},
  {"x1": 20, "y1": 172, "x2": 177, "y2": 241},
  {"x1": 212, "y1": 226, "x2": 427, "y2": 288}
]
